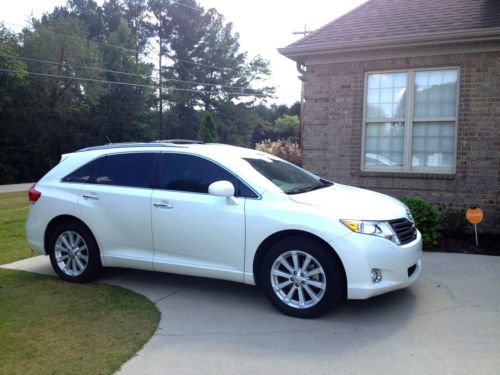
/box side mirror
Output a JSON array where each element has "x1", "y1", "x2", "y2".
[{"x1": 208, "y1": 180, "x2": 235, "y2": 198}]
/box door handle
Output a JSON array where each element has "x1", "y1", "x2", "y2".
[
  {"x1": 83, "y1": 193, "x2": 99, "y2": 200},
  {"x1": 153, "y1": 201, "x2": 173, "y2": 209}
]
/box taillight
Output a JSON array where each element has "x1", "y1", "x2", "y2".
[{"x1": 28, "y1": 184, "x2": 42, "y2": 203}]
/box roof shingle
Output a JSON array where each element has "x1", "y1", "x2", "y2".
[{"x1": 283, "y1": 0, "x2": 500, "y2": 52}]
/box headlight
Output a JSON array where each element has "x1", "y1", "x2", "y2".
[{"x1": 340, "y1": 219, "x2": 400, "y2": 245}]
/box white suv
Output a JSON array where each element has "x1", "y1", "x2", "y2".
[{"x1": 26, "y1": 141, "x2": 422, "y2": 318}]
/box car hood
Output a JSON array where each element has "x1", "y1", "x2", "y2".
[{"x1": 288, "y1": 183, "x2": 408, "y2": 221}]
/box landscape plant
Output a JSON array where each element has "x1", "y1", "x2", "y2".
[
  {"x1": 255, "y1": 139, "x2": 303, "y2": 166},
  {"x1": 400, "y1": 196, "x2": 442, "y2": 248}
]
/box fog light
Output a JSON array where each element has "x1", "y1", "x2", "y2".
[{"x1": 371, "y1": 269, "x2": 382, "y2": 283}]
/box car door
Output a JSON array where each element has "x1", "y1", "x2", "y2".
[
  {"x1": 151, "y1": 153, "x2": 248, "y2": 282},
  {"x1": 78, "y1": 152, "x2": 158, "y2": 271}
]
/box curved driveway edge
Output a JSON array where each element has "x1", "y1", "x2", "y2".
[{"x1": 2, "y1": 253, "x2": 500, "y2": 374}]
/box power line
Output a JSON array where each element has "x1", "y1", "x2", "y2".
[
  {"x1": 0, "y1": 53, "x2": 251, "y2": 90},
  {"x1": 4, "y1": 15, "x2": 241, "y2": 75},
  {"x1": 0, "y1": 67, "x2": 269, "y2": 97},
  {"x1": 164, "y1": 54, "x2": 233, "y2": 72},
  {"x1": 0, "y1": 53, "x2": 157, "y2": 80}
]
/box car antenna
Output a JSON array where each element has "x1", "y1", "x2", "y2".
[{"x1": 105, "y1": 136, "x2": 112, "y2": 144}]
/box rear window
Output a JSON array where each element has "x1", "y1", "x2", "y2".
[
  {"x1": 62, "y1": 158, "x2": 101, "y2": 183},
  {"x1": 95, "y1": 153, "x2": 157, "y2": 188}
]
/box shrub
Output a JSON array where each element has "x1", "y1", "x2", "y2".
[
  {"x1": 255, "y1": 139, "x2": 303, "y2": 166},
  {"x1": 400, "y1": 196, "x2": 442, "y2": 248}
]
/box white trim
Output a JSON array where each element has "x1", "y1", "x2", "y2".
[
  {"x1": 361, "y1": 67, "x2": 460, "y2": 174},
  {"x1": 279, "y1": 27, "x2": 500, "y2": 59},
  {"x1": 303, "y1": 44, "x2": 500, "y2": 66}
]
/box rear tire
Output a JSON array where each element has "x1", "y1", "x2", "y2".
[
  {"x1": 262, "y1": 236, "x2": 344, "y2": 318},
  {"x1": 48, "y1": 221, "x2": 102, "y2": 283}
]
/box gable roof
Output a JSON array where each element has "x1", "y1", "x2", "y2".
[{"x1": 279, "y1": 0, "x2": 500, "y2": 59}]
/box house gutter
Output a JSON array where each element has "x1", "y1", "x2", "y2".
[{"x1": 278, "y1": 27, "x2": 500, "y2": 61}]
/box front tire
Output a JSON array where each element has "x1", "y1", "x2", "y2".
[
  {"x1": 262, "y1": 237, "x2": 344, "y2": 318},
  {"x1": 48, "y1": 221, "x2": 102, "y2": 282}
]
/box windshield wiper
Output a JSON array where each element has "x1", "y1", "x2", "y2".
[{"x1": 287, "y1": 183, "x2": 329, "y2": 195}]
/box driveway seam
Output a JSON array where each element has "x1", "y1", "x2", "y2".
[{"x1": 153, "y1": 280, "x2": 199, "y2": 303}]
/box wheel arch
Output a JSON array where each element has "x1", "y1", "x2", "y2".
[
  {"x1": 44, "y1": 215, "x2": 95, "y2": 254},
  {"x1": 252, "y1": 230, "x2": 347, "y2": 290}
]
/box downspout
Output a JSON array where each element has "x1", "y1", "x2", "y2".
[{"x1": 296, "y1": 62, "x2": 306, "y2": 148}]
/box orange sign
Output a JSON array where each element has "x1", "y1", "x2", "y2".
[{"x1": 466, "y1": 207, "x2": 483, "y2": 224}]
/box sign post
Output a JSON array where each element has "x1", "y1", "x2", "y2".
[{"x1": 465, "y1": 207, "x2": 483, "y2": 247}]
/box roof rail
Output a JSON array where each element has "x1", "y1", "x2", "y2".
[
  {"x1": 76, "y1": 142, "x2": 186, "y2": 152},
  {"x1": 152, "y1": 139, "x2": 204, "y2": 144}
]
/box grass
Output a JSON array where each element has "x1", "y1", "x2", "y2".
[
  {"x1": 0, "y1": 192, "x2": 161, "y2": 374},
  {"x1": 0, "y1": 191, "x2": 33, "y2": 264},
  {"x1": 0, "y1": 269, "x2": 160, "y2": 375}
]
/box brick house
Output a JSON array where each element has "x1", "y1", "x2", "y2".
[{"x1": 279, "y1": 0, "x2": 500, "y2": 232}]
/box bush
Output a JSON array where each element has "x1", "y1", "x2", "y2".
[
  {"x1": 255, "y1": 139, "x2": 303, "y2": 166},
  {"x1": 400, "y1": 196, "x2": 442, "y2": 248}
]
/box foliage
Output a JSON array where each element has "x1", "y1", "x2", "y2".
[
  {"x1": 252, "y1": 105, "x2": 300, "y2": 145},
  {"x1": 0, "y1": 269, "x2": 160, "y2": 375},
  {"x1": 255, "y1": 139, "x2": 303, "y2": 166},
  {"x1": 198, "y1": 112, "x2": 218, "y2": 142},
  {"x1": 400, "y1": 196, "x2": 442, "y2": 248},
  {"x1": 0, "y1": 0, "x2": 292, "y2": 184}
]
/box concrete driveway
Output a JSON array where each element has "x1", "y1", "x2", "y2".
[
  {"x1": 0, "y1": 183, "x2": 33, "y2": 193},
  {"x1": 2, "y1": 253, "x2": 499, "y2": 375}
]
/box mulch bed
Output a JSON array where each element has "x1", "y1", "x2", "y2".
[{"x1": 426, "y1": 230, "x2": 500, "y2": 256}]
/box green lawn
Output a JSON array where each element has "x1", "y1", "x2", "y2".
[
  {"x1": 0, "y1": 192, "x2": 161, "y2": 374},
  {"x1": 0, "y1": 269, "x2": 160, "y2": 375},
  {"x1": 0, "y1": 191, "x2": 33, "y2": 264}
]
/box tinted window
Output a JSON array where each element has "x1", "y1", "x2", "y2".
[
  {"x1": 161, "y1": 153, "x2": 257, "y2": 197},
  {"x1": 63, "y1": 158, "x2": 101, "y2": 183},
  {"x1": 95, "y1": 153, "x2": 156, "y2": 188}
]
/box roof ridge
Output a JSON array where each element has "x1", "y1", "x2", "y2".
[{"x1": 286, "y1": 0, "x2": 372, "y2": 48}]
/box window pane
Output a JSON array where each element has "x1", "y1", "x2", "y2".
[
  {"x1": 96, "y1": 153, "x2": 156, "y2": 188},
  {"x1": 411, "y1": 122, "x2": 455, "y2": 168},
  {"x1": 364, "y1": 122, "x2": 404, "y2": 167},
  {"x1": 63, "y1": 158, "x2": 101, "y2": 183},
  {"x1": 366, "y1": 72, "x2": 407, "y2": 119},
  {"x1": 161, "y1": 154, "x2": 256, "y2": 197},
  {"x1": 414, "y1": 69, "x2": 458, "y2": 118}
]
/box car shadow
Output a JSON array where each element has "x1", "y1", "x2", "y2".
[{"x1": 98, "y1": 267, "x2": 419, "y2": 355}]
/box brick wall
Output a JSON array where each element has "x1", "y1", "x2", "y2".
[{"x1": 302, "y1": 51, "x2": 500, "y2": 232}]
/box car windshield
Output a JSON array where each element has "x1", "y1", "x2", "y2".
[{"x1": 243, "y1": 157, "x2": 332, "y2": 194}]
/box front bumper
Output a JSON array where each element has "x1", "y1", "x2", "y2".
[{"x1": 330, "y1": 230, "x2": 422, "y2": 299}]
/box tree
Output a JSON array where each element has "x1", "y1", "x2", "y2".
[
  {"x1": 91, "y1": 18, "x2": 156, "y2": 142},
  {"x1": 160, "y1": 1, "x2": 273, "y2": 131},
  {"x1": 198, "y1": 112, "x2": 217, "y2": 142},
  {"x1": 274, "y1": 114, "x2": 299, "y2": 141}
]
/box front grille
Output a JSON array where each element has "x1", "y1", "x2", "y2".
[
  {"x1": 408, "y1": 264, "x2": 417, "y2": 277},
  {"x1": 388, "y1": 218, "x2": 417, "y2": 245}
]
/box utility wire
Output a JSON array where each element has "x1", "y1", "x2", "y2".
[
  {"x1": 0, "y1": 53, "x2": 158, "y2": 80},
  {"x1": 0, "y1": 53, "x2": 252, "y2": 90},
  {"x1": 0, "y1": 67, "x2": 269, "y2": 97},
  {"x1": 5, "y1": 19, "x2": 237, "y2": 73}
]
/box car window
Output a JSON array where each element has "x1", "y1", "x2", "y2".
[
  {"x1": 62, "y1": 158, "x2": 101, "y2": 183},
  {"x1": 95, "y1": 153, "x2": 156, "y2": 188},
  {"x1": 243, "y1": 157, "x2": 331, "y2": 194},
  {"x1": 160, "y1": 153, "x2": 257, "y2": 197}
]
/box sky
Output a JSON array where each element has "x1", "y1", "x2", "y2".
[{"x1": 0, "y1": 0, "x2": 367, "y2": 105}]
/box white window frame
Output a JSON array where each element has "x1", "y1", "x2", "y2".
[{"x1": 361, "y1": 67, "x2": 460, "y2": 174}]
